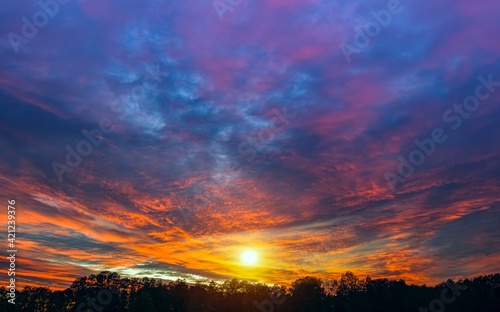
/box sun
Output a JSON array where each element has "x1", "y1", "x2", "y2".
[{"x1": 241, "y1": 250, "x2": 258, "y2": 266}]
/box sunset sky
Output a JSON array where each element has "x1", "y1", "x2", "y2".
[{"x1": 1, "y1": 0, "x2": 500, "y2": 289}]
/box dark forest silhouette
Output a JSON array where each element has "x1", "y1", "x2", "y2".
[{"x1": 1, "y1": 271, "x2": 499, "y2": 311}]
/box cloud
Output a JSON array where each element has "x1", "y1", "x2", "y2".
[{"x1": 0, "y1": 0, "x2": 499, "y2": 288}]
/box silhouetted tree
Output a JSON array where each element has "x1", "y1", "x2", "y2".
[
  {"x1": 288, "y1": 276, "x2": 331, "y2": 312},
  {"x1": 5, "y1": 271, "x2": 500, "y2": 312}
]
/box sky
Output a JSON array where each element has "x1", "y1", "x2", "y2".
[{"x1": 1, "y1": 0, "x2": 499, "y2": 289}]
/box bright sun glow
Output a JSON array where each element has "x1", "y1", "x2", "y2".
[{"x1": 241, "y1": 250, "x2": 258, "y2": 266}]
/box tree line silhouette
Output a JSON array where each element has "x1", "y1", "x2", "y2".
[{"x1": 1, "y1": 271, "x2": 499, "y2": 311}]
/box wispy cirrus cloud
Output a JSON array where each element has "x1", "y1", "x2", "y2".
[{"x1": 0, "y1": 0, "x2": 499, "y2": 289}]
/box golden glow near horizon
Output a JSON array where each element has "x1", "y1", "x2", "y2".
[{"x1": 241, "y1": 250, "x2": 258, "y2": 266}]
